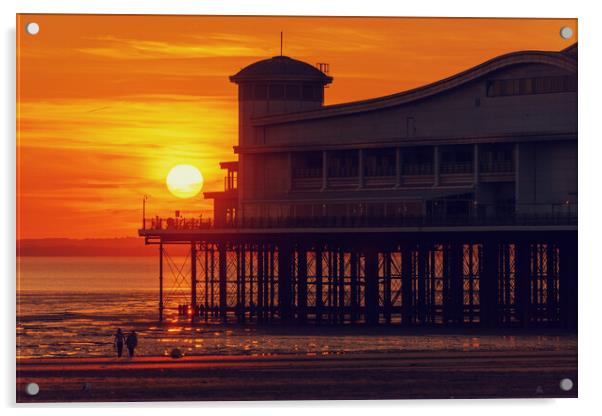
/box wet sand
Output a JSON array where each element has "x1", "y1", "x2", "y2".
[{"x1": 16, "y1": 350, "x2": 577, "y2": 402}]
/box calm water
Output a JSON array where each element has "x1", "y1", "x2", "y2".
[{"x1": 17, "y1": 257, "x2": 576, "y2": 359}]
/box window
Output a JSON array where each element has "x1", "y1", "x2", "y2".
[
  {"x1": 240, "y1": 84, "x2": 253, "y2": 100},
  {"x1": 487, "y1": 75, "x2": 576, "y2": 97},
  {"x1": 519, "y1": 78, "x2": 533, "y2": 94},
  {"x1": 254, "y1": 84, "x2": 267, "y2": 100},
  {"x1": 302, "y1": 84, "x2": 315, "y2": 101},
  {"x1": 269, "y1": 84, "x2": 284, "y2": 99},
  {"x1": 292, "y1": 151, "x2": 323, "y2": 178},
  {"x1": 402, "y1": 147, "x2": 433, "y2": 175},
  {"x1": 440, "y1": 145, "x2": 473, "y2": 174},
  {"x1": 286, "y1": 85, "x2": 300, "y2": 100},
  {"x1": 480, "y1": 144, "x2": 514, "y2": 173},
  {"x1": 241, "y1": 84, "x2": 315, "y2": 101},
  {"x1": 364, "y1": 148, "x2": 396, "y2": 177},
  {"x1": 328, "y1": 150, "x2": 358, "y2": 177}
]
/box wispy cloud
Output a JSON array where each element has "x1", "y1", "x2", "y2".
[{"x1": 78, "y1": 34, "x2": 269, "y2": 60}]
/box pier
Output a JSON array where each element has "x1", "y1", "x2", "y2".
[
  {"x1": 139, "y1": 217, "x2": 577, "y2": 328},
  {"x1": 139, "y1": 44, "x2": 577, "y2": 329}
]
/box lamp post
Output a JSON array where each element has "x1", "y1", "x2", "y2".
[{"x1": 142, "y1": 194, "x2": 149, "y2": 230}]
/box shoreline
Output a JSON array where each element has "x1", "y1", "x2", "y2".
[
  {"x1": 17, "y1": 350, "x2": 578, "y2": 402},
  {"x1": 17, "y1": 327, "x2": 578, "y2": 361}
]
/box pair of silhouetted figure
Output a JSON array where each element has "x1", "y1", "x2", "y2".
[{"x1": 114, "y1": 328, "x2": 138, "y2": 358}]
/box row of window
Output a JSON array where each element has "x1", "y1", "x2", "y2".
[
  {"x1": 291, "y1": 145, "x2": 514, "y2": 178},
  {"x1": 243, "y1": 201, "x2": 426, "y2": 219},
  {"x1": 239, "y1": 83, "x2": 324, "y2": 102},
  {"x1": 238, "y1": 75, "x2": 574, "y2": 102},
  {"x1": 240, "y1": 200, "x2": 520, "y2": 224},
  {"x1": 486, "y1": 75, "x2": 577, "y2": 97}
]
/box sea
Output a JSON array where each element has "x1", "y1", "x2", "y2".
[{"x1": 16, "y1": 256, "x2": 577, "y2": 359}]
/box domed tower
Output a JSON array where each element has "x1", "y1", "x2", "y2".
[{"x1": 230, "y1": 55, "x2": 333, "y2": 146}]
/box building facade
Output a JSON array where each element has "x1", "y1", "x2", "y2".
[
  {"x1": 208, "y1": 44, "x2": 577, "y2": 227},
  {"x1": 143, "y1": 44, "x2": 577, "y2": 328}
]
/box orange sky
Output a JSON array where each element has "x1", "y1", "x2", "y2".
[{"x1": 16, "y1": 15, "x2": 577, "y2": 239}]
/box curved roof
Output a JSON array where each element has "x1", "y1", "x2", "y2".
[
  {"x1": 230, "y1": 55, "x2": 333, "y2": 84},
  {"x1": 251, "y1": 45, "x2": 577, "y2": 126}
]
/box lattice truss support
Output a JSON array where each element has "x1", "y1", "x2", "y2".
[{"x1": 153, "y1": 235, "x2": 576, "y2": 328}]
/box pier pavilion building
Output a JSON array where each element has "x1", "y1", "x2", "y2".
[{"x1": 141, "y1": 44, "x2": 578, "y2": 328}]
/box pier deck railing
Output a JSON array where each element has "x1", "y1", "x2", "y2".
[{"x1": 143, "y1": 203, "x2": 576, "y2": 231}]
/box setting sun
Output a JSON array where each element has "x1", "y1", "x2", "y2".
[{"x1": 166, "y1": 164, "x2": 204, "y2": 199}]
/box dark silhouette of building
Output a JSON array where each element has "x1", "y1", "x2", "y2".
[{"x1": 141, "y1": 44, "x2": 577, "y2": 328}]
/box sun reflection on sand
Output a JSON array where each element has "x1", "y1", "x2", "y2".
[{"x1": 17, "y1": 290, "x2": 577, "y2": 359}]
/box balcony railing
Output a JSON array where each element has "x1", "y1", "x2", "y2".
[
  {"x1": 480, "y1": 160, "x2": 514, "y2": 173},
  {"x1": 402, "y1": 163, "x2": 433, "y2": 175},
  {"x1": 229, "y1": 211, "x2": 576, "y2": 228},
  {"x1": 365, "y1": 166, "x2": 396, "y2": 177},
  {"x1": 440, "y1": 161, "x2": 473, "y2": 174},
  {"x1": 292, "y1": 168, "x2": 322, "y2": 179},
  {"x1": 291, "y1": 161, "x2": 514, "y2": 182},
  {"x1": 145, "y1": 217, "x2": 212, "y2": 231},
  {"x1": 328, "y1": 167, "x2": 359, "y2": 178},
  {"x1": 142, "y1": 203, "x2": 576, "y2": 232}
]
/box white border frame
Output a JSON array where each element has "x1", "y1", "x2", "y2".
[{"x1": 3, "y1": 1, "x2": 600, "y2": 414}]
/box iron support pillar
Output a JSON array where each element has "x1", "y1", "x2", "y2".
[
  {"x1": 441, "y1": 243, "x2": 450, "y2": 324},
  {"x1": 236, "y1": 245, "x2": 244, "y2": 323},
  {"x1": 401, "y1": 246, "x2": 413, "y2": 325},
  {"x1": 338, "y1": 250, "x2": 346, "y2": 324},
  {"x1": 417, "y1": 244, "x2": 427, "y2": 324},
  {"x1": 350, "y1": 252, "x2": 358, "y2": 323},
  {"x1": 190, "y1": 241, "x2": 197, "y2": 323},
  {"x1": 278, "y1": 243, "x2": 293, "y2": 322},
  {"x1": 204, "y1": 245, "x2": 209, "y2": 321},
  {"x1": 240, "y1": 244, "x2": 246, "y2": 323},
  {"x1": 263, "y1": 245, "x2": 271, "y2": 323},
  {"x1": 364, "y1": 249, "x2": 379, "y2": 325},
  {"x1": 383, "y1": 252, "x2": 392, "y2": 324},
  {"x1": 255, "y1": 244, "x2": 264, "y2": 323},
  {"x1": 315, "y1": 248, "x2": 323, "y2": 324},
  {"x1": 480, "y1": 240, "x2": 498, "y2": 327},
  {"x1": 516, "y1": 241, "x2": 532, "y2": 327},
  {"x1": 159, "y1": 242, "x2": 164, "y2": 322},
  {"x1": 218, "y1": 243, "x2": 228, "y2": 322},
  {"x1": 297, "y1": 248, "x2": 308, "y2": 323},
  {"x1": 450, "y1": 242, "x2": 464, "y2": 325}
]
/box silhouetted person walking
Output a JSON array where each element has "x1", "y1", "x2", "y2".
[
  {"x1": 114, "y1": 328, "x2": 125, "y2": 358},
  {"x1": 126, "y1": 330, "x2": 138, "y2": 358}
]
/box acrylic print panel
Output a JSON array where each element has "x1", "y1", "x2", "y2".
[{"x1": 16, "y1": 14, "x2": 578, "y2": 402}]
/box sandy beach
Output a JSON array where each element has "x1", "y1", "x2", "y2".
[{"x1": 17, "y1": 350, "x2": 577, "y2": 402}]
